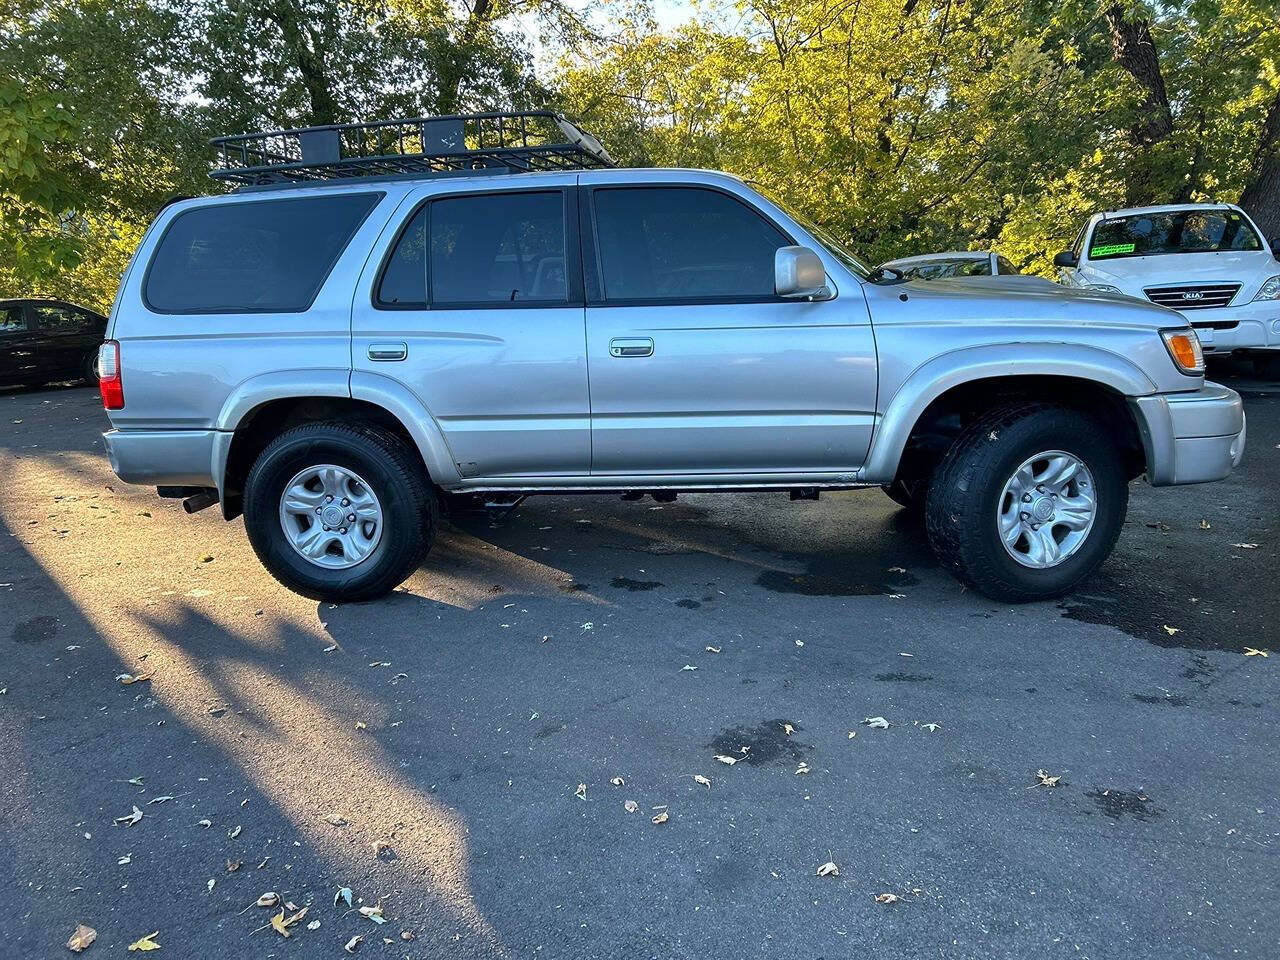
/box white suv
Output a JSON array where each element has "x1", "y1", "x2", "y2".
[{"x1": 1055, "y1": 203, "x2": 1280, "y2": 368}]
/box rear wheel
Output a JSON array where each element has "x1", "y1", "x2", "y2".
[
  {"x1": 243, "y1": 422, "x2": 436, "y2": 601},
  {"x1": 924, "y1": 404, "x2": 1128, "y2": 602},
  {"x1": 84, "y1": 350, "x2": 100, "y2": 383},
  {"x1": 1251, "y1": 352, "x2": 1280, "y2": 380}
]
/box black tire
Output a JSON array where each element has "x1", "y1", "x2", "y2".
[
  {"x1": 84, "y1": 351, "x2": 100, "y2": 384},
  {"x1": 243, "y1": 422, "x2": 436, "y2": 602},
  {"x1": 1251, "y1": 352, "x2": 1280, "y2": 380},
  {"x1": 924, "y1": 404, "x2": 1128, "y2": 603}
]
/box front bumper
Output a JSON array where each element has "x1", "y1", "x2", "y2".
[
  {"x1": 103, "y1": 428, "x2": 219, "y2": 488},
  {"x1": 1166, "y1": 300, "x2": 1280, "y2": 352},
  {"x1": 1131, "y1": 382, "x2": 1246, "y2": 486}
]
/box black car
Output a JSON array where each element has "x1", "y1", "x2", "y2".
[{"x1": 0, "y1": 298, "x2": 107, "y2": 387}]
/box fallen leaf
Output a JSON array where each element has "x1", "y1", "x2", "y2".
[
  {"x1": 705, "y1": 646, "x2": 721, "y2": 654},
  {"x1": 610, "y1": 777, "x2": 625, "y2": 787},
  {"x1": 575, "y1": 783, "x2": 588, "y2": 800},
  {"x1": 127, "y1": 777, "x2": 144, "y2": 786},
  {"x1": 400, "y1": 930, "x2": 414, "y2": 941},
  {"x1": 1199, "y1": 519, "x2": 1211, "y2": 530},
  {"x1": 815, "y1": 861, "x2": 839, "y2": 877},
  {"x1": 713, "y1": 755, "x2": 739, "y2": 765},
  {"x1": 921, "y1": 723, "x2": 941, "y2": 733},
  {"x1": 863, "y1": 716, "x2": 890, "y2": 729},
  {"x1": 359, "y1": 905, "x2": 386, "y2": 924},
  {"x1": 67, "y1": 924, "x2": 97, "y2": 952},
  {"x1": 335, "y1": 887, "x2": 353, "y2": 908},
  {"x1": 228, "y1": 825, "x2": 241, "y2": 839},
  {"x1": 127, "y1": 932, "x2": 160, "y2": 952},
  {"x1": 114, "y1": 806, "x2": 143, "y2": 827},
  {"x1": 117, "y1": 854, "x2": 131, "y2": 865},
  {"x1": 875, "y1": 893, "x2": 901, "y2": 905},
  {"x1": 795, "y1": 639, "x2": 804, "y2": 647},
  {"x1": 322, "y1": 644, "x2": 337, "y2": 653},
  {"x1": 371, "y1": 839, "x2": 391, "y2": 856},
  {"x1": 795, "y1": 761, "x2": 811, "y2": 775},
  {"x1": 888, "y1": 566, "x2": 907, "y2": 573},
  {"x1": 306, "y1": 920, "x2": 321, "y2": 931},
  {"x1": 118, "y1": 673, "x2": 151, "y2": 685},
  {"x1": 207, "y1": 878, "x2": 215, "y2": 893},
  {"x1": 256, "y1": 892, "x2": 280, "y2": 908},
  {"x1": 147, "y1": 796, "x2": 174, "y2": 805},
  {"x1": 1231, "y1": 543, "x2": 1259, "y2": 549},
  {"x1": 693, "y1": 774, "x2": 711, "y2": 789},
  {"x1": 1034, "y1": 769, "x2": 1062, "y2": 788},
  {"x1": 197, "y1": 819, "x2": 211, "y2": 829},
  {"x1": 1244, "y1": 647, "x2": 1269, "y2": 658},
  {"x1": 1162, "y1": 625, "x2": 1181, "y2": 636},
  {"x1": 344, "y1": 934, "x2": 363, "y2": 953},
  {"x1": 782, "y1": 723, "x2": 795, "y2": 736},
  {"x1": 324, "y1": 814, "x2": 348, "y2": 826},
  {"x1": 680, "y1": 664, "x2": 697, "y2": 671},
  {"x1": 623, "y1": 800, "x2": 638, "y2": 813},
  {"x1": 847, "y1": 731, "x2": 856, "y2": 739},
  {"x1": 651, "y1": 810, "x2": 669, "y2": 825},
  {"x1": 354, "y1": 721, "x2": 367, "y2": 730}
]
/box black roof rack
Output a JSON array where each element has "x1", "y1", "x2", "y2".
[{"x1": 209, "y1": 111, "x2": 615, "y2": 186}]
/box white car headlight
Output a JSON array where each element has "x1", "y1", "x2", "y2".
[
  {"x1": 1252, "y1": 275, "x2": 1280, "y2": 302},
  {"x1": 1085, "y1": 283, "x2": 1123, "y2": 294}
]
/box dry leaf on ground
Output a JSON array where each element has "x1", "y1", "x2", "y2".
[
  {"x1": 815, "y1": 861, "x2": 839, "y2": 877},
  {"x1": 255, "y1": 892, "x2": 280, "y2": 908},
  {"x1": 344, "y1": 934, "x2": 363, "y2": 953},
  {"x1": 1034, "y1": 769, "x2": 1062, "y2": 788},
  {"x1": 575, "y1": 783, "x2": 587, "y2": 800},
  {"x1": 67, "y1": 924, "x2": 97, "y2": 952},
  {"x1": 127, "y1": 932, "x2": 160, "y2": 952},
  {"x1": 1245, "y1": 647, "x2": 1269, "y2": 657},
  {"x1": 1162, "y1": 625, "x2": 1181, "y2": 636},
  {"x1": 782, "y1": 723, "x2": 795, "y2": 736},
  {"x1": 713, "y1": 755, "x2": 739, "y2": 765},
  {"x1": 863, "y1": 716, "x2": 890, "y2": 729},
  {"x1": 335, "y1": 887, "x2": 353, "y2": 908},
  {"x1": 623, "y1": 800, "x2": 638, "y2": 813},
  {"x1": 693, "y1": 774, "x2": 711, "y2": 788},
  {"x1": 324, "y1": 814, "x2": 347, "y2": 826},
  {"x1": 875, "y1": 893, "x2": 901, "y2": 905},
  {"x1": 114, "y1": 806, "x2": 143, "y2": 827},
  {"x1": 651, "y1": 810, "x2": 669, "y2": 825},
  {"x1": 705, "y1": 646, "x2": 721, "y2": 653},
  {"x1": 228, "y1": 825, "x2": 242, "y2": 839},
  {"x1": 795, "y1": 761, "x2": 811, "y2": 775},
  {"x1": 610, "y1": 777, "x2": 625, "y2": 787}
]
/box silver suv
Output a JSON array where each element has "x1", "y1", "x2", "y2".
[{"x1": 99, "y1": 112, "x2": 1246, "y2": 603}]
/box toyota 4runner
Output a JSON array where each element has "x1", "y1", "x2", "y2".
[{"x1": 98, "y1": 112, "x2": 1246, "y2": 603}]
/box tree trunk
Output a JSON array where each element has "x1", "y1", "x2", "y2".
[
  {"x1": 1103, "y1": 4, "x2": 1173, "y2": 147},
  {"x1": 437, "y1": 0, "x2": 494, "y2": 116},
  {"x1": 269, "y1": 0, "x2": 340, "y2": 126},
  {"x1": 1239, "y1": 90, "x2": 1280, "y2": 241}
]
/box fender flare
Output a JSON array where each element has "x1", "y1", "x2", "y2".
[
  {"x1": 862, "y1": 342, "x2": 1157, "y2": 483},
  {"x1": 349, "y1": 370, "x2": 462, "y2": 485}
]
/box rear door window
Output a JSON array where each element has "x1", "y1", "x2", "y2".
[
  {"x1": 145, "y1": 193, "x2": 381, "y2": 313},
  {"x1": 31, "y1": 304, "x2": 96, "y2": 334},
  {"x1": 590, "y1": 186, "x2": 790, "y2": 302},
  {"x1": 378, "y1": 190, "x2": 569, "y2": 308},
  {"x1": 1, "y1": 305, "x2": 25, "y2": 332}
]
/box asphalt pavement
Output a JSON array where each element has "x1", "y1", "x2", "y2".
[{"x1": 1, "y1": 359, "x2": 1276, "y2": 959}]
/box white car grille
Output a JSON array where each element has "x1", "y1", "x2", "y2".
[{"x1": 1144, "y1": 283, "x2": 1241, "y2": 310}]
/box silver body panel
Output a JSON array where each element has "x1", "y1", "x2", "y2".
[{"x1": 103, "y1": 168, "x2": 1245, "y2": 497}]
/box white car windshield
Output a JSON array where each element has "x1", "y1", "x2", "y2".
[
  {"x1": 893, "y1": 258, "x2": 991, "y2": 280},
  {"x1": 1088, "y1": 209, "x2": 1262, "y2": 261}
]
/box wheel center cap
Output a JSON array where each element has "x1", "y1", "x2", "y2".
[
  {"x1": 321, "y1": 505, "x2": 345, "y2": 527},
  {"x1": 1031, "y1": 497, "x2": 1055, "y2": 522}
]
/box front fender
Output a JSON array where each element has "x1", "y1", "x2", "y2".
[{"x1": 862, "y1": 342, "x2": 1157, "y2": 483}]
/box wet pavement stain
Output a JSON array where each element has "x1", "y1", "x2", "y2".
[
  {"x1": 610, "y1": 577, "x2": 663, "y2": 591},
  {"x1": 675, "y1": 599, "x2": 701, "y2": 609},
  {"x1": 13, "y1": 616, "x2": 58, "y2": 644},
  {"x1": 1181, "y1": 655, "x2": 1217, "y2": 688},
  {"x1": 1086, "y1": 788, "x2": 1160, "y2": 821},
  {"x1": 708, "y1": 719, "x2": 808, "y2": 767},
  {"x1": 757, "y1": 559, "x2": 917, "y2": 597},
  {"x1": 875, "y1": 672, "x2": 933, "y2": 683}
]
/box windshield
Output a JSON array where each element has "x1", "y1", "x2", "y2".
[
  {"x1": 892, "y1": 257, "x2": 991, "y2": 280},
  {"x1": 1088, "y1": 209, "x2": 1262, "y2": 261},
  {"x1": 751, "y1": 185, "x2": 872, "y2": 279}
]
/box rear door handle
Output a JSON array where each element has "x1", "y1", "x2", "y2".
[
  {"x1": 368, "y1": 342, "x2": 407, "y2": 361},
  {"x1": 609, "y1": 338, "x2": 653, "y2": 358}
]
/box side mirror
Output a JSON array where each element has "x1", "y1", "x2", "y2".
[
  {"x1": 1053, "y1": 250, "x2": 1078, "y2": 268},
  {"x1": 775, "y1": 246, "x2": 829, "y2": 299}
]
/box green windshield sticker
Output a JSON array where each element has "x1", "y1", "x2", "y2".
[{"x1": 1090, "y1": 242, "x2": 1136, "y2": 257}]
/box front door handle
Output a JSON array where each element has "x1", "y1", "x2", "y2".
[
  {"x1": 368, "y1": 342, "x2": 408, "y2": 361},
  {"x1": 609, "y1": 338, "x2": 654, "y2": 358}
]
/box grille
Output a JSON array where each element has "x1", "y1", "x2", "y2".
[{"x1": 1144, "y1": 283, "x2": 1241, "y2": 310}]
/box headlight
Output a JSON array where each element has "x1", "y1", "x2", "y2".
[
  {"x1": 1161, "y1": 328, "x2": 1205, "y2": 375},
  {"x1": 1085, "y1": 283, "x2": 1123, "y2": 294},
  {"x1": 1252, "y1": 275, "x2": 1280, "y2": 302}
]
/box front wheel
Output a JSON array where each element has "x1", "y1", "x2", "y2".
[
  {"x1": 924, "y1": 404, "x2": 1128, "y2": 603},
  {"x1": 243, "y1": 422, "x2": 437, "y2": 601}
]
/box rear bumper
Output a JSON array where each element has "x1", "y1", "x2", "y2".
[
  {"x1": 1131, "y1": 382, "x2": 1246, "y2": 486},
  {"x1": 103, "y1": 428, "x2": 218, "y2": 488}
]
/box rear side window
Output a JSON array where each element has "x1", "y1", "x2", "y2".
[
  {"x1": 32, "y1": 304, "x2": 99, "y2": 333},
  {"x1": 1, "y1": 305, "x2": 25, "y2": 332},
  {"x1": 592, "y1": 187, "x2": 790, "y2": 301},
  {"x1": 145, "y1": 193, "x2": 381, "y2": 313},
  {"x1": 995, "y1": 256, "x2": 1019, "y2": 275},
  {"x1": 378, "y1": 190, "x2": 568, "y2": 307}
]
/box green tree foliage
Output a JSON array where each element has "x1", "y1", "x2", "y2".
[{"x1": 2, "y1": 0, "x2": 1278, "y2": 308}]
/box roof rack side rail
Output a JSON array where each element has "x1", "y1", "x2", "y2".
[{"x1": 209, "y1": 110, "x2": 615, "y2": 186}]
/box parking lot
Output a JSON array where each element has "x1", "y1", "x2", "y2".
[{"x1": 1, "y1": 363, "x2": 1277, "y2": 959}]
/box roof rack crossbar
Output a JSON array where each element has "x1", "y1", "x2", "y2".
[{"x1": 210, "y1": 110, "x2": 615, "y2": 185}]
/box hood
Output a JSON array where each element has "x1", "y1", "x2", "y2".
[
  {"x1": 896, "y1": 274, "x2": 1184, "y2": 332},
  {"x1": 1082, "y1": 249, "x2": 1280, "y2": 300}
]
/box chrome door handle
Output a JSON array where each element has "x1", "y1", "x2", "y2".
[
  {"x1": 368, "y1": 342, "x2": 407, "y2": 361},
  {"x1": 609, "y1": 338, "x2": 653, "y2": 358}
]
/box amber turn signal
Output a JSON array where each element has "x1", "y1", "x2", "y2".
[{"x1": 1160, "y1": 329, "x2": 1204, "y2": 374}]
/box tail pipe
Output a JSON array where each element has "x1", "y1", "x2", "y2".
[{"x1": 182, "y1": 489, "x2": 220, "y2": 514}]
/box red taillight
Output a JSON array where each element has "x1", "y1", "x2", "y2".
[{"x1": 99, "y1": 340, "x2": 124, "y2": 410}]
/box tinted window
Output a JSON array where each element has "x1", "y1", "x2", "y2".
[
  {"x1": 1, "y1": 306, "x2": 24, "y2": 333},
  {"x1": 32, "y1": 304, "x2": 97, "y2": 333},
  {"x1": 593, "y1": 187, "x2": 789, "y2": 300},
  {"x1": 380, "y1": 191, "x2": 568, "y2": 307},
  {"x1": 996, "y1": 256, "x2": 1019, "y2": 275},
  {"x1": 146, "y1": 193, "x2": 380, "y2": 313},
  {"x1": 1088, "y1": 209, "x2": 1262, "y2": 261}
]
